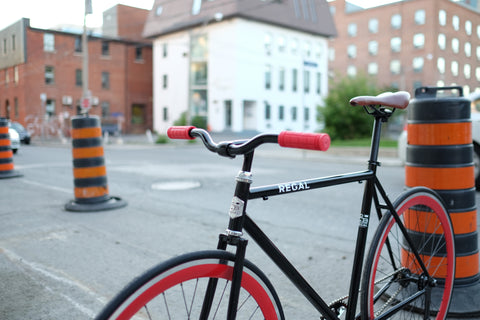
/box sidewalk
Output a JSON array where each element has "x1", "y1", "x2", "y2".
[{"x1": 26, "y1": 132, "x2": 403, "y2": 166}]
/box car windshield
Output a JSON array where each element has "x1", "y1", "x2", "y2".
[{"x1": 11, "y1": 122, "x2": 25, "y2": 131}]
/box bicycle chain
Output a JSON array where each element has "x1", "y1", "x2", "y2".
[{"x1": 322, "y1": 267, "x2": 407, "y2": 319}]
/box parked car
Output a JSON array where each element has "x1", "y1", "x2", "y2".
[
  {"x1": 10, "y1": 121, "x2": 31, "y2": 144},
  {"x1": 9, "y1": 127, "x2": 20, "y2": 154},
  {"x1": 398, "y1": 92, "x2": 480, "y2": 190}
]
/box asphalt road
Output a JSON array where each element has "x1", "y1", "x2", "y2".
[{"x1": 1, "y1": 139, "x2": 479, "y2": 319}]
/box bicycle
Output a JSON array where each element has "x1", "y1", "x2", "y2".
[{"x1": 96, "y1": 91, "x2": 455, "y2": 320}]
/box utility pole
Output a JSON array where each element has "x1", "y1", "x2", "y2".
[{"x1": 82, "y1": 0, "x2": 93, "y2": 114}]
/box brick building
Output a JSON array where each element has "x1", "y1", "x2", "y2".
[
  {"x1": 328, "y1": 0, "x2": 480, "y2": 96},
  {"x1": 0, "y1": 4, "x2": 153, "y2": 136}
]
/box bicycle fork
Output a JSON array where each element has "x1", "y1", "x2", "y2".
[{"x1": 200, "y1": 152, "x2": 255, "y2": 319}]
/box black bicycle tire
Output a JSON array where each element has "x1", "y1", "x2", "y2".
[
  {"x1": 361, "y1": 187, "x2": 455, "y2": 319},
  {"x1": 96, "y1": 249, "x2": 285, "y2": 319}
]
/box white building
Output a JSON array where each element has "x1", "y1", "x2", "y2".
[{"x1": 143, "y1": 0, "x2": 337, "y2": 134}]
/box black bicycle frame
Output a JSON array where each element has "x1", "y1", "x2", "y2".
[{"x1": 214, "y1": 110, "x2": 429, "y2": 320}]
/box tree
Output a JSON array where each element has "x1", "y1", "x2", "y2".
[{"x1": 320, "y1": 73, "x2": 382, "y2": 140}]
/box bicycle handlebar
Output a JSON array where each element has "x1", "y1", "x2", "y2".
[{"x1": 167, "y1": 126, "x2": 330, "y2": 158}]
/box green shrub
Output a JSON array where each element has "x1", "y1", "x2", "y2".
[{"x1": 156, "y1": 135, "x2": 169, "y2": 144}]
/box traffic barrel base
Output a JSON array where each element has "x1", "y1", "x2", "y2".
[
  {"x1": 65, "y1": 196, "x2": 127, "y2": 212},
  {"x1": 0, "y1": 118, "x2": 22, "y2": 179},
  {"x1": 65, "y1": 115, "x2": 126, "y2": 212}
]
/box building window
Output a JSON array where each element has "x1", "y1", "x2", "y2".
[
  {"x1": 102, "y1": 71, "x2": 110, "y2": 89},
  {"x1": 413, "y1": 57, "x2": 424, "y2": 73},
  {"x1": 279, "y1": 105, "x2": 285, "y2": 120},
  {"x1": 347, "y1": 44, "x2": 356, "y2": 58},
  {"x1": 414, "y1": 9, "x2": 426, "y2": 25},
  {"x1": 265, "y1": 102, "x2": 271, "y2": 120},
  {"x1": 291, "y1": 38, "x2": 298, "y2": 55},
  {"x1": 101, "y1": 102, "x2": 110, "y2": 117},
  {"x1": 101, "y1": 41, "x2": 110, "y2": 56},
  {"x1": 3, "y1": 38, "x2": 6, "y2": 54},
  {"x1": 45, "y1": 66, "x2": 54, "y2": 84},
  {"x1": 46, "y1": 99, "x2": 55, "y2": 116},
  {"x1": 192, "y1": 62, "x2": 207, "y2": 85},
  {"x1": 368, "y1": 62, "x2": 378, "y2": 75},
  {"x1": 163, "y1": 43, "x2": 168, "y2": 57},
  {"x1": 155, "y1": 5, "x2": 163, "y2": 16},
  {"x1": 478, "y1": 25, "x2": 480, "y2": 39},
  {"x1": 14, "y1": 66, "x2": 18, "y2": 84},
  {"x1": 438, "y1": 34, "x2": 446, "y2": 50},
  {"x1": 75, "y1": 69, "x2": 82, "y2": 86},
  {"x1": 413, "y1": 33, "x2": 425, "y2": 49},
  {"x1": 439, "y1": 10, "x2": 446, "y2": 26},
  {"x1": 451, "y1": 61, "x2": 459, "y2": 76},
  {"x1": 163, "y1": 74, "x2": 168, "y2": 89},
  {"x1": 314, "y1": 43, "x2": 323, "y2": 59},
  {"x1": 265, "y1": 65, "x2": 272, "y2": 89},
  {"x1": 163, "y1": 107, "x2": 168, "y2": 121},
  {"x1": 292, "y1": 69, "x2": 298, "y2": 92},
  {"x1": 303, "y1": 70, "x2": 310, "y2": 93},
  {"x1": 476, "y1": 67, "x2": 480, "y2": 81},
  {"x1": 437, "y1": 57, "x2": 445, "y2": 74},
  {"x1": 74, "y1": 37, "x2": 82, "y2": 52},
  {"x1": 452, "y1": 15, "x2": 460, "y2": 31},
  {"x1": 303, "y1": 42, "x2": 311, "y2": 57},
  {"x1": 279, "y1": 67, "x2": 285, "y2": 91},
  {"x1": 391, "y1": 37, "x2": 401, "y2": 52},
  {"x1": 368, "y1": 41, "x2": 378, "y2": 56},
  {"x1": 464, "y1": 64, "x2": 471, "y2": 79},
  {"x1": 347, "y1": 65, "x2": 357, "y2": 77},
  {"x1": 43, "y1": 33, "x2": 55, "y2": 52},
  {"x1": 347, "y1": 23, "x2": 357, "y2": 37},
  {"x1": 390, "y1": 60, "x2": 401, "y2": 75},
  {"x1": 304, "y1": 107, "x2": 310, "y2": 121},
  {"x1": 368, "y1": 18, "x2": 378, "y2": 33},
  {"x1": 391, "y1": 14, "x2": 402, "y2": 29},
  {"x1": 452, "y1": 38, "x2": 459, "y2": 54},
  {"x1": 466, "y1": 20, "x2": 472, "y2": 35},
  {"x1": 291, "y1": 106, "x2": 297, "y2": 121},
  {"x1": 477, "y1": 46, "x2": 480, "y2": 60},
  {"x1": 277, "y1": 36, "x2": 286, "y2": 53},
  {"x1": 192, "y1": 0, "x2": 201, "y2": 15},
  {"x1": 465, "y1": 42, "x2": 471, "y2": 57},
  {"x1": 316, "y1": 72, "x2": 321, "y2": 94},
  {"x1": 265, "y1": 33, "x2": 272, "y2": 55},
  {"x1": 14, "y1": 97, "x2": 19, "y2": 118},
  {"x1": 135, "y1": 47, "x2": 143, "y2": 60}
]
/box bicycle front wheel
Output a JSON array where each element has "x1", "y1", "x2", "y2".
[
  {"x1": 96, "y1": 250, "x2": 284, "y2": 320},
  {"x1": 361, "y1": 187, "x2": 455, "y2": 319}
]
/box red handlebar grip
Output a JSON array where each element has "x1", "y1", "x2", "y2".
[
  {"x1": 278, "y1": 131, "x2": 330, "y2": 151},
  {"x1": 167, "y1": 126, "x2": 196, "y2": 140}
]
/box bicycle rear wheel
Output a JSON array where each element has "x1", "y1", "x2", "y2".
[
  {"x1": 361, "y1": 187, "x2": 455, "y2": 319},
  {"x1": 96, "y1": 250, "x2": 284, "y2": 320}
]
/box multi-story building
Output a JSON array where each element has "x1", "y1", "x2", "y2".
[
  {"x1": 0, "y1": 5, "x2": 153, "y2": 135},
  {"x1": 328, "y1": 0, "x2": 480, "y2": 96},
  {"x1": 143, "y1": 0, "x2": 337, "y2": 134}
]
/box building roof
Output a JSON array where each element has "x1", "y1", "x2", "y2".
[{"x1": 143, "y1": 0, "x2": 337, "y2": 39}]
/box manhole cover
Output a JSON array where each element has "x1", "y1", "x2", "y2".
[{"x1": 151, "y1": 181, "x2": 201, "y2": 191}]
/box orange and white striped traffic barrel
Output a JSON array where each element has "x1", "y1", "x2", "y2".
[
  {"x1": 406, "y1": 86, "x2": 480, "y2": 317},
  {"x1": 0, "y1": 118, "x2": 22, "y2": 179},
  {"x1": 65, "y1": 115, "x2": 126, "y2": 212}
]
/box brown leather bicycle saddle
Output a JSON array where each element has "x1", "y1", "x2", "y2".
[{"x1": 349, "y1": 91, "x2": 410, "y2": 109}]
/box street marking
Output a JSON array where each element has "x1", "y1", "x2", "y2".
[
  {"x1": 1, "y1": 248, "x2": 105, "y2": 317},
  {"x1": 21, "y1": 179, "x2": 71, "y2": 194}
]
